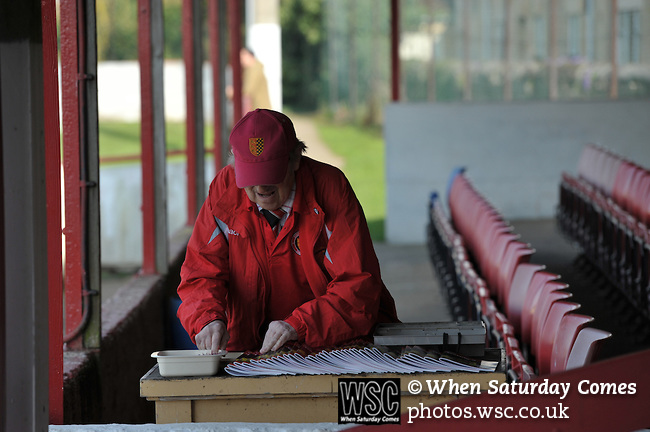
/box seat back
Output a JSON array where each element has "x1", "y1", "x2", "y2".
[
  {"x1": 509, "y1": 348, "x2": 536, "y2": 382},
  {"x1": 506, "y1": 263, "x2": 546, "y2": 334},
  {"x1": 530, "y1": 285, "x2": 572, "y2": 355},
  {"x1": 577, "y1": 144, "x2": 620, "y2": 193},
  {"x1": 496, "y1": 242, "x2": 534, "y2": 306},
  {"x1": 612, "y1": 161, "x2": 637, "y2": 208},
  {"x1": 622, "y1": 166, "x2": 645, "y2": 215},
  {"x1": 630, "y1": 171, "x2": 650, "y2": 225},
  {"x1": 577, "y1": 144, "x2": 598, "y2": 185},
  {"x1": 602, "y1": 154, "x2": 623, "y2": 196},
  {"x1": 536, "y1": 301, "x2": 581, "y2": 375},
  {"x1": 520, "y1": 272, "x2": 562, "y2": 344},
  {"x1": 448, "y1": 174, "x2": 477, "y2": 242},
  {"x1": 550, "y1": 313, "x2": 594, "y2": 373},
  {"x1": 565, "y1": 327, "x2": 612, "y2": 370},
  {"x1": 481, "y1": 232, "x2": 519, "y2": 293}
]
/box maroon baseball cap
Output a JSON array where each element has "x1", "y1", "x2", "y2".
[{"x1": 229, "y1": 109, "x2": 298, "y2": 188}]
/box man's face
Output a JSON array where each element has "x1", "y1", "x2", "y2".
[{"x1": 243, "y1": 158, "x2": 300, "y2": 211}]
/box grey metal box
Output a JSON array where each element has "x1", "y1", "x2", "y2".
[{"x1": 373, "y1": 321, "x2": 486, "y2": 357}]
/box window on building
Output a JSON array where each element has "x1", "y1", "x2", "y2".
[
  {"x1": 481, "y1": 1, "x2": 492, "y2": 60},
  {"x1": 568, "y1": 15, "x2": 581, "y2": 58},
  {"x1": 618, "y1": 10, "x2": 641, "y2": 64},
  {"x1": 584, "y1": 0, "x2": 594, "y2": 61},
  {"x1": 534, "y1": 16, "x2": 546, "y2": 60}
]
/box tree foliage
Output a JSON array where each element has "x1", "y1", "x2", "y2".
[
  {"x1": 97, "y1": 0, "x2": 183, "y2": 61},
  {"x1": 163, "y1": 0, "x2": 183, "y2": 60},
  {"x1": 97, "y1": 0, "x2": 138, "y2": 61},
  {"x1": 280, "y1": 0, "x2": 325, "y2": 112}
]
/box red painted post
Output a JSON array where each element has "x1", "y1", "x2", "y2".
[
  {"x1": 390, "y1": 0, "x2": 400, "y2": 102},
  {"x1": 209, "y1": 0, "x2": 224, "y2": 171},
  {"x1": 0, "y1": 46, "x2": 5, "y2": 432},
  {"x1": 139, "y1": 0, "x2": 156, "y2": 274},
  {"x1": 42, "y1": 0, "x2": 64, "y2": 422},
  {"x1": 228, "y1": 0, "x2": 243, "y2": 122},
  {"x1": 60, "y1": 0, "x2": 84, "y2": 350},
  {"x1": 183, "y1": 0, "x2": 199, "y2": 223}
]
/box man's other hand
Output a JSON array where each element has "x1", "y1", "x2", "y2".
[
  {"x1": 195, "y1": 320, "x2": 229, "y2": 353},
  {"x1": 260, "y1": 320, "x2": 298, "y2": 354}
]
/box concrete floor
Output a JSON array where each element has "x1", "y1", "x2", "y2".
[{"x1": 374, "y1": 242, "x2": 451, "y2": 323}]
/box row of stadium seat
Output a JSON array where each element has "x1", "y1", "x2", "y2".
[
  {"x1": 427, "y1": 170, "x2": 611, "y2": 382},
  {"x1": 577, "y1": 143, "x2": 650, "y2": 225},
  {"x1": 558, "y1": 144, "x2": 650, "y2": 319}
]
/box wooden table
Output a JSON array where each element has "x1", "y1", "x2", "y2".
[{"x1": 140, "y1": 351, "x2": 506, "y2": 424}]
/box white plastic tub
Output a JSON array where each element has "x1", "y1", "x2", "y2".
[{"x1": 151, "y1": 350, "x2": 223, "y2": 377}]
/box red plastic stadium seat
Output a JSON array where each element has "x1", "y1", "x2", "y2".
[
  {"x1": 496, "y1": 242, "x2": 534, "y2": 306},
  {"x1": 530, "y1": 286, "x2": 573, "y2": 355},
  {"x1": 535, "y1": 301, "x2": 581, "y2": 376},
  {"x1": 601, "y1": 152, "x2": 623, "y2": 196},
  {"x1": 612, "y1": 161, "x2": 639, "y2": 210},
  {"x1": 577, "y1": 144, "x2": 598, "y2": 186},
  {"x1": 481, "y1": 231, "x2": 519, "y2": 294},
  {"x1": 631, "y1": 171, "x2": 650, "y2": 225},
  {"x1": 506, "y1": 263, "x2": 546, "y2": 334},
  {"x1": 510, "y1": 348, "x2": 536, "y2": 382},
  {"x1": 493, "y1": 311, "x2": 515, "y2": 343},
  {"x1": 520, "y1": 272, "x2": 562, "y2": 345},
  {"x1": 622, "y1": 166, "x2": 645, "y2": 216},
  {"x1": 565, "y1": 327, "x2": 612, "y2": 370},
  {"x1": 520, "y1": 363, "x2": 536, "y2": 382},
  {"x1": 577, "y1": 144, "x2": 621, "y2": 194},
  {"x1": 550, "y1": 313, "x2": 595, "y2": 373},
  {"x1": 504, "y1": 336, "x2": 520, "y2": 361}
]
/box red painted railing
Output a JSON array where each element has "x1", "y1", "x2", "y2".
[
  {"x1": 208, "y1": 0, "x2": 225, "y2": 172},
  {"x1": 139, "y1": 0, "x2": 158, "y2": 275},
  {"x1": 60, "y1": 0, "x2": 84, "y2": 351},
  {"x1": 228, "y1": 0, "x2": 243, "y2": 124},
  {"x1": 42, "y1": 0, "x2": 64, "y2": 423}
]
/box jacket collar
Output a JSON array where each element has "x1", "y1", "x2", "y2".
[
  {"x1": 292, "y1": 157, "x2": 323, "y2": 218},
  {"x1": 212, "y1": 157, "x2": 324, "y2": 234}
]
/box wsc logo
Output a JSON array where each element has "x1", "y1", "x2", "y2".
[{"x1": 338, "y1": 378, "x2": 401, "y2": 425}]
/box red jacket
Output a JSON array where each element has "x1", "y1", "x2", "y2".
[{"x1": 177, "y1": 157, "x2": 399, "y2": 351}]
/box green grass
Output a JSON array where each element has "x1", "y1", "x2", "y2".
[
  {"x1": 314, "y1": 121, "x2": 385, "y2": 241},
  {"x1": 99, "y1": 121, "x2": 211, "y2": 160}
]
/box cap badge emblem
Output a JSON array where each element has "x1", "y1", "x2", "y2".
[{"x1": 249, "y1": 137, "x2": 264, "y2": 156}]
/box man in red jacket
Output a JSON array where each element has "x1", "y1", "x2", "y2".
[{"x1": 177, "y1": 109, "x2": 399, "y2": 354}]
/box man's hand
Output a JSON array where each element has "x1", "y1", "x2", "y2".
[
  {"x1": 260, "y1": 320, "x2": 298, "y2": 354},
  {"x1": 195, "y1": 320, "x2": 229, "y2": 353}
]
